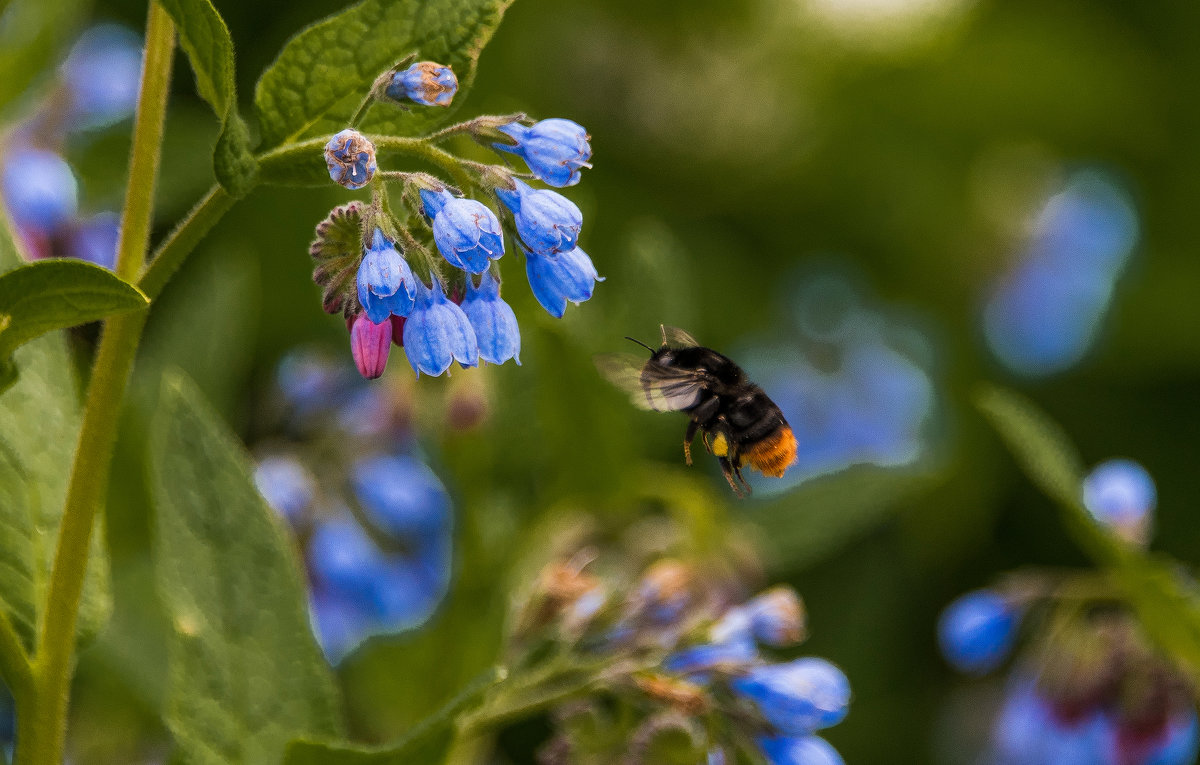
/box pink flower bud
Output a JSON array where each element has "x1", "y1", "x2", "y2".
[{"x1": 350, "y1": 314, "x2": 391, "y2": 379}]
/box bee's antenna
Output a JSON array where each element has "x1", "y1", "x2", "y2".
[{"x1": 625, "y1": 336, "x2": 655, "y2": 352}]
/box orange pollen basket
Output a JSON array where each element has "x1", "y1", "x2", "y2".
[{"x1": 743, "y1": 427, "x2": 798, "y2": 478}]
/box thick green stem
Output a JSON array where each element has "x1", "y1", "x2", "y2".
[{"x1": 17, "y1": 5, "x2": 175, "y2": 764}]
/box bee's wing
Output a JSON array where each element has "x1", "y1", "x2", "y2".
[
  {"x1": 594, "y1": 353, "x2": 707, "y2": 412},
  {"x1": 659, "y1": 325, "x2": 700, "y2": 349}
]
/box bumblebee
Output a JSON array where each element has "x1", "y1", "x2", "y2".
[{"x1": 596, "y1": 326, "x2": 798, "y2": 496}]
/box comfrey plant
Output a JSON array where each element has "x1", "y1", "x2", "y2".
[
  {"x1": 499, "y1": 539, "x2": 851, "y2": 764},
  {"x1": 0, "y1": 1, "x2": 621, "y2": 762},
  {"x1": 938, "y1": 456, "x2": 1199, "y2": 765},
  {"x1": 252, "y1": 350, "x2": 454, "y2": 663},
  {"x1": 310, "y1": 58, "x2": 598, "y2": 379}
]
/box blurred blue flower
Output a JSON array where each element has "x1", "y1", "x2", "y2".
[
  {"x1": 713, "y1": 586, "x2": 805, "y2": 647},
  {"x1": 387, "y1": 61, "x2": 457, "y2": 106},
  {"x1": 275, "y1": 350, "x2": 355, "y2": 418},
  {"x1": 420, "y1": 189, "x2": 505, "y2": 273},
  {"x1": 937, "y1": 589, "x2": 1020, "y2": 675},
  {"x1": 324, "y1": 129, "x2": 376, "y2": 190},
  {"x1": 401, "y1": 276, "x2": 479, "y2": 377},
  {"x1": 731, "y1": 658, "x2": 851, "y2": 735},
  {"x1": 495, "y1": 118, "x2": 592, "y2": 188},
  {"x1": 254, "y1": 454, "x2": 315, "y2": 525},
  {"x1": 349, "y1": 314, "x2": 392, "y2": 380},
  {"x1": 65, "y1": 211, "x2": 120, "y2": 269},
  {"x1": 663, "y1": 637, "x2": 756, "y2": 676},
  {"x1": 525, "y1": 246, "x2": 601, "y2": 318},
  {"x1": 758, "y1": 735, "x2": 845, "y2": 765},
  {"x1": 1, "y1": 148, "x2": 79, "y2": 233},
  {"x1": 460, "y1": 271, "x2": 520, "y2": 365},
  {"x1": 61, "y1": 24, "x2": 143, "y2": 131},
  {"x1": 495, "y1": 179, "x2": 582, "y2": 256},
  {"x1": 743, "y1": 275, "x2": 936, "y2": 491},
  {"x1": 983, "y1": 170, "x2": 1139, "y2": 377},
  {"x1": 1082, "y1": 459, "x2": 1156, "y2": 540},
  {"x1": 352, "y1": 455, "x2": 451, "y2": 538}
]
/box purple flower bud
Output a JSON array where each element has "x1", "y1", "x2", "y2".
[
  {"x1": 402, "y1": 276, "x2": 479, "y2": 377},
  {"x1": 495, "y1": 179, "x2": 582, "y2": 256},
  {"x1": 460, "y1": 271, "x2": 520, "y2": 365},
  {"x1": 62, "y1": 24, "x2": 143, "y2": 131},
  {"x1": 420, "y1": 189, "x2": 505, "y2": 273},
  {"x1": 495, "y1": 118, "x2": 592, "y2": 187},
  {"x1": 324, "y1": 129, "x2": 377, "y2": 190},
  {"x1": 350, "y1": 314, "x2": 391, "y2": 379},
  {"x1": 731, "y1": 658, "x2": 851, "y2": 735},
  {"x1": 2, "y1": 149, "x2": 79, "y2": 233},
  {"x1": 386, "y1": 61, "x2": 457, "y2": 107},
  {"x1": 525, "y1": 246, "x2": 602, "y2": 318}
]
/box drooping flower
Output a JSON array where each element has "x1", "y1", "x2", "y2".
[
  {"x1": 937, "y1": 589, "x2": 1020, "y2": 675},
  {"x1": 386, "y1": 61, "x2": 458, "y2": 106},
  {"x1": 525, "y1": 246, "x2": 602, "y2": 318},
  {"x1": 402, "y1": 275, "x2": 479, "y2": 377},
  {"x1": 459, "y1": 271, "x2": 520, "y2": 365},
  {"x1": 349, "y1": 314, "x2": 392, "y2": 379},
  {"x1": 420, "y1": 189, "x2": 505, "y2": 273},
  {"x1": 324, "y1": 129, "x2": 377, "y2": 190},
  {"x1": 731, "y1": 658, "x2": 851, "y2": 735},
  {"x1": 495, "y1": 118, "x2": 592, "y2": 187},
  {"x1": 356, "y1": 229, "x2": 414, "y2": 323},
  {"x1": 495, "y1": 178, "x2": 582, "y2": 255},
  {"x1": 352, "y1": 455, "x2": 451, "y2": 538}
]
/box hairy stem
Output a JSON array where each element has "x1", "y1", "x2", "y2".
[
  {"x1": 18, "y1": 5, "x2": 175, "y2": 764},
  {"x1": 138, "y1": 185, "x2": 234, "y2": 300}
]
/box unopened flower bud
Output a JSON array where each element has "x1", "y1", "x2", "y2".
[
  {"x1": 386, "y1": 61, "x2": 457, "y2": 107},
  {"x1": 350, "y1": 314, "x2": 391, "y2": 379},
  {"x1": 324, "y1": 129, "x2": 377, "y2": 190},
  {"x1": 495, "y1": 118, "x2": 592, "y2": 188}
]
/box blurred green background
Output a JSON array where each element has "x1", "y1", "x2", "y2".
[{"x1": 6, "y1": 0, "x2": 1200, "y2": 761}]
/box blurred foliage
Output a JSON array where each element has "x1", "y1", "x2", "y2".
[{"x1": 0, "y1": 0, "x2": 1195, "y2": 762}]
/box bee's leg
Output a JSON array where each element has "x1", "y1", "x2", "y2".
[
  {"x1": 732, "y1": 459, "x2": 752, "y2": 496},
  {"x1": 717, "y1": 456, "x2": 745, "y2": 497},
  {"x1": 684, "y1": 420, "x2": 699, "y2": 466}
]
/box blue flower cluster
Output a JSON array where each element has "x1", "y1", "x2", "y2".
[
  {"x1": 983, "y1": 169, "x2": 1139, "y2": 377},
  {"x1": 515, "y1": 551, "x2": 849, "y2": 764},
  {"x1": 253, "y1": 350, "x2": 455, "y2": 663},
  {"x1": 740, "y1": 271, "x2": 937, "y2": 492},
  {"x1": 314, "y1": 62, "x2": 598, "y2": 379},
  {"x1": 0, "y1": 24, "x2": 141, "y2": 268},
  {"x1": 938, "y1": 462, "x2": 1197, "y2": 765}
]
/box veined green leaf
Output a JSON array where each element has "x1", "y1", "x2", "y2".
[
  {"x1": 150, "y1": 373, "x2": 342, "y2": 764},
  {"x1": 253, "y1": 0, "x2": 515, "y2": 151},
  {"x1": 0, "y1": 219, "x2": 111, "y2": 657},
  {"x1": 157, "y1": 0, "x2": 258, "y2": 196},
  {"x1": 0, "y1": 259, "x2": 147, "y2": 377}
]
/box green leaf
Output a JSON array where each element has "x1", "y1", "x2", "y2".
[
  {"x1": 157, "y1": 0, "x2": 258, "y2": 196},
  {"x1": 283, "y1": 667, "x2": 506, "y2": 765},
  {"x1": 0, "y1": 0, "x2": 87, "y2": 115},
  {"x1": 0, "y1": 220, "x2": 110, "y2": 655},
  {"x1": 150, "y1": 373, "x2": 342, "y2": 764},
  {"x1": 976, "y1": 384, "x2": 1200, "y2": 683},
  {"x1": 253, "y1": 0, "x2": 515, "y2": 151},
  {"x1": 0, "y1": 259, "x2": 148, "y2": 377}
]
